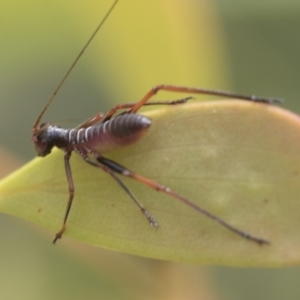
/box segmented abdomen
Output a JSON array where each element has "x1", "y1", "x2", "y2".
[{"x1": 69, "y1": 113, "x2": 151, "y2": 153}]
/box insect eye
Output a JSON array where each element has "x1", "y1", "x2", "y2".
[
  {"x1": 32, "y1": 130, "x2": 53, "y2": 157},
  {"x1": 32, "y1": 134, "x2": 44, "y2": 145},
  {"x1": 39, "y1": 137, "x2": 47, "y2": 146},
  {"x1": 38, "y1": 135, "x2": 45, "y2": 142}
]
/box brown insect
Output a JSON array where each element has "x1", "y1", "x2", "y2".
[{"x1": 32, "y1": 0, "x2": 281, "y2": 245}]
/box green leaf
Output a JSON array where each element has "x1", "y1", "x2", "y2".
[{"x1": 0, "y1": 100, "x2": 299, "y2": 267}]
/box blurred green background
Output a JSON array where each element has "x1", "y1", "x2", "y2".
[{"x1": 1, "y1": 0, "x2": 300, "y2": 299}]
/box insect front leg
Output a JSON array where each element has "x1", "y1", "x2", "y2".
[
  {"x1": 128, "y1": 84, "x2": 283, "y2": 113},
  {"x1": 96, "y1": 156, "x2": 270, "y2": 246},
  {"x1": 53, "y1": 151, "x2": 75, "y2": 244}
]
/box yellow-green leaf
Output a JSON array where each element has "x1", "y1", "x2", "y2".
[{"x1": 0, "y1": 100, "x2": 299, "y2": 267}]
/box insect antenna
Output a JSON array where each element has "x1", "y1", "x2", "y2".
[{"x1": 32, "y1": 0, "x2": 119, "y2": 131}]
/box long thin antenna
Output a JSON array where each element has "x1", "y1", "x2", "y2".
[{"x1": 33, "y1": 0, "x2": 119, "y2": 130}]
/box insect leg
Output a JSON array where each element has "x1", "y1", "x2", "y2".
[
  {"x1": 82, "y1": 156, "x2": 158, "y2": 228},
  {"x1": 101, "y1": 96, "x2": 194, "y2": 122},
  {"x1": 96, "y1": 156, "x2": 270, "y2": 245},
  {"x1": 74, "y1": 97, "x2": 194, "y2": 128},
  {"x1": 76, "y1": 94, "x2": 189, "y2": 128},
  {"x1": 53, "y1": 151, "x2": 74, "y2": 244},
  {"x1": 137, "y1": 96, "x2": 194, "y2": 106},
  {"x1": 128, "y1": 84, "x2": 283, "y2": 113},
  {"x1": 76, "y1": 112, "x2": 105, "y2": 129}
]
